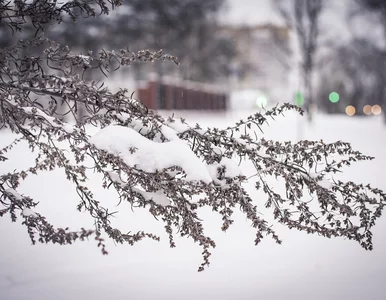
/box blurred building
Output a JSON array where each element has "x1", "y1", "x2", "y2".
[
  {"x1": 126, "y1": 23, "x2": 293, "y2": 112},
  {"x1": 219, "y1": 24, "x2": 292, "y2": 108}
]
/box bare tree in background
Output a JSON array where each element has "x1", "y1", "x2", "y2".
[
  {"x1": 273, "y1": 0, "x2": 324, "y2": 121},
  {"x1": 316, "y1": 38, "x2": 385, "y2": 114},
  {"x1": 352, "y1": 0, "x2": 386, "y2": 122},
  {"x1": 42, "y1": 0, "x2": 235, "y2": 83},
  {"x1": 355, "y1": 0, "x2": 386, "y2": 33}
]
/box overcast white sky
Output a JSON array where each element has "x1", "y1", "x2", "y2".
[
  {"x1": 221, "y1": 0, "x2": 283, "y2": 25},
  {"x1": 221, "y1": 0, "x2": 353, "y2": 26},
  {"x1": 220, "y1": 1, "x2": 385, "y2": 54},
  {"x1": 221, "y1": 0, "x2": 385, "y2": 52}
]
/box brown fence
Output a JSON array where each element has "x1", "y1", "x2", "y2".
[{"x1": 137, "y1": 79, "x2": 228, "y2": 111}]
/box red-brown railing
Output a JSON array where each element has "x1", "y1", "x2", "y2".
[{"x1": 137, "y1": 79, "x2": 228, "y2": 111}]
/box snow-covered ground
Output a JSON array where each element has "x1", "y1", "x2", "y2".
[{"x1": 1, "y1": 111, "x2": 386, "y2": 300}]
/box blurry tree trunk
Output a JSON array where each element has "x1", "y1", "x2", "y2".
[
  {"x1": 274, "y1": 0, "x2": 324, "y2": 122},
  {"x1": 303, "y1": 68, "x2": 313, "y2": 121},
  {"x1": 354, "y1": 0, "x2": 386, "y2": 123},
  {"x1": 296, "y1": 0, "x2": 323, "y2": 121}
]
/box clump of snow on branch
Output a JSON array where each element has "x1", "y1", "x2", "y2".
[
  {"x1": 21, "y1": 107, "x2": 75, "y2": 133},
  {"x1": 303, "y1": 172, "x2": 334, "y2": 190},
  {"x1": 4, "y1": 188, "x2": 23, "y2": 201},
  {"x1": 207, "y1": 157, "x2": 243, "y2": 186},
  {"x1": 133, "y1": 187, "x2": 171, "y2": 207},
  {"x1": 90, "y1": 125, "x2": 212, "y2": 183},
  {"x1": 22, "y1": 208, "x2": 38, "y2": 218}
]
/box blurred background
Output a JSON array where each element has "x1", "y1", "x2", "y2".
[
  {"x1": 2, "y1": 0, "x2": 385, "y2": 119},
  {"x1": 1, "y1": 1, "x2": 386, "y2": 300}
]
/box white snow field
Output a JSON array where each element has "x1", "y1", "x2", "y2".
[{"x1": 1, "y1": 110, "x2": 386, "y2": 300}]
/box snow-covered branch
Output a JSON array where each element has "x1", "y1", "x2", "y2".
[{"x1": 1, "y1": 0, "x2": 386, "y2": 272}]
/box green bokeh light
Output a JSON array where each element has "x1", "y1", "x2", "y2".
[
  {"x1": 256, "y1": 95, "x2": 268, "y2": 108},
  {"x1": 329, "y1": 92, "x2": 340, "y2": 103},
  {"x1": 295, "y1": 91, "x2": 304, "y2": 107}
]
